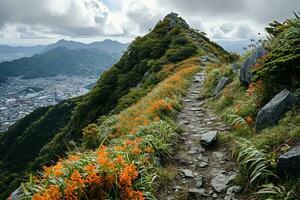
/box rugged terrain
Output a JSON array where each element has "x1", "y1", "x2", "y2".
[{"x1": 2, "y1": 12, "x2": 300, "y2": 200}]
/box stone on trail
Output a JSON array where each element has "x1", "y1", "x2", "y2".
[
  {"x1": 200, "y1": 131, "x2": 218, "y2": 148},
  {"x1": 213, "y1": 76, "x2": 229, "y2": 96},
  {"x1": 195, "y1": 176, "x2": 203, "y2": 188},
  {"x1": 255, "y1": 89, "x2": 297, "y2": 132},
  {"x1": 188, "y1": 188, "x2": 208, "y2": 199},
  {"x1": 180, "y1": 169, "x2": 194, "y2": 178},
  {"x1": 277, "y1": 145, "x2": 300, "y2": 177},
  {"x1": 211, "y1": 171, "x2": 237, "y2": 193}
]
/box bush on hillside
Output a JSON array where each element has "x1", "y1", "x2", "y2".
[{"x1": 253, "y1": 14, "x2": 300, "y2": 88}]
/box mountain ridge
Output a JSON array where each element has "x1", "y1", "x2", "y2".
[
  {"x1": 0, "y1": 47, "x2": 119, "y2": 81},
  {"x1": 41, "y1": 39, "x2": 129, "y2": 54}
]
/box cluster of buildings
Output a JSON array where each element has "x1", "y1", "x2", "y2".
[{"x1": 0, "y1": 76, "x2": 97, "y2": 132}]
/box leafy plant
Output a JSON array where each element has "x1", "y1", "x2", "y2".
[
  {"x1": 222, "y1": 113, "x2": 249, "y2": 129},
  {"x1": 232, "y1": 139, "x2": 276, "y2": 188},
  {"x1": 256, "y1": 184, "x2": 296, "y2": 200}
]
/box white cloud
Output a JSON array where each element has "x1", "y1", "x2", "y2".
[{"x1": 0, "y1": 0, "x2": 299, "y2": 41}]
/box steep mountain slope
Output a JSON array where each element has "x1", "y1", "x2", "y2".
[
  {"x1": 0, "y1": 13, "x2": 232, "y2": 199},
  {"x1": 0, "y1": 47, "x2": 118, "y2": 79},
  {"x1": 41, "y1": 39, "x2": 128, "y2": 54}
]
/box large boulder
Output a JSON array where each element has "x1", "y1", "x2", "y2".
[
  {"x1": 239, "y1": 47, "x2": 267, "y2": 86},
  {"x1": 255, "y1": 89, "x2": 297, "y2": 132},
  {"x1": 213, "y1": 76, "x2": 229, "y2": 96},
  {"x1": 277, "y1": 145, "x2": 300, "y2": 177}
]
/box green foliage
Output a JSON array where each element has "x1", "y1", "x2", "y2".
[
  {"x1": 222, "y1": 113, "x2": 249, "y2": 129},
  {"x1": 136, "y1": 120, "x2": 178, "y2": 157},
  {"x1": 82, "y1": 123, "x2": 101, "y2": 149},
  {"x1": 256, "y1": 184, "x2": 297, "y2": 200},
  {"x1": 233, "y1": 139, "x2": 276, "y2": 188},
  {"x1": 254, "y1": 15, "x2": 300, "y2": 88},
  {"x1": 0, "y1": 99, "x2": 77, "y2": 199},
  {"x1": 164, "y1": 43, "x2": 198, "y2": 62}
]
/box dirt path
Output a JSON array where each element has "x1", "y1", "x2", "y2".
[{"x1": 159, "y1": 72, "x2": 242, "y2": 200}]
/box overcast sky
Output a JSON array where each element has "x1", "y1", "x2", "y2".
[{"x1": 0, "y1": 0, "x2": 299, "y2": 45}]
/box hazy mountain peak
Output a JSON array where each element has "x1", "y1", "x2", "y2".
[{"x1": 41, "y1": 39, "x2": 128, "y2": 54}]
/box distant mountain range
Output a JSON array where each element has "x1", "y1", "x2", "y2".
[
  {"x1": 0, "y1": 39, "x2": 129, "y2": 82},
  {"x1": 0, "y1": 45, "x2": 46, "y2": 62},
  {"x1": 42, "y1": 39, "x2": 128, "y2": 54},
  {"x1": 0, "y1": 39, "x2": 128, "y2": 62},
  {"x1": 0, "y1": 47, "x2": 120, "y2": 81}
]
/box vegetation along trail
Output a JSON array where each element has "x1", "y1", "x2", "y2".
[{"x1": 160, "y1": 70, "x2": 243, "y2": 200}]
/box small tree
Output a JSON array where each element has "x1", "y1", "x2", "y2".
[{"x1": 82, "y1": 123, "x2": 100, "y2": 149}]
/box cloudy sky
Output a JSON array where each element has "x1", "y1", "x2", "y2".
[{"x1": 0, "y1": 0, "x2": 299, "y2": 45}]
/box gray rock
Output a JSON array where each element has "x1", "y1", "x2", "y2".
[
  {"x1": 231, "y1": 63, "x2": 239, "y2": 73},
  {"x1": 239, "y1": 47, "x2": 267, "y2": 86},
  {"x1": 195, "y1": 176, "x2": 203, "y2": 187},
  {"x1": 172, "y1": 185, "x2": 182, "y2": 191},
  {"x1": 277, "y1": 145, "x2": 300, "y2": 177},
  {"x1": 213, "y1": 76, "x2": 229, "y2": 96},
  {"x1": 211, "y1": 171, "x2": 237, "y2": 193},
  {"x1": 224, "y1": 186, "x2": 242, "y2": 200},
  {"x1": 227, "y1": 186, "x2": 242, "y2": 194},
  {"x1": 180, "y1": 169, "x2": 194, "y2": 178},
  {"x1": 255, "y1": 89, "x2": 297, "y2": 131},
  {"x1": 201, "y1": 56, "x2": 209, "y2": 63},
  {"x1": 198, "y1": 161, "x2": 208, "y2": 168},
  {"x1": 188, "y1": 188, "x2": 208, "y2": 199},
  {"x1": 200, "y1": 131, "x2": 218, "y2": 148}
]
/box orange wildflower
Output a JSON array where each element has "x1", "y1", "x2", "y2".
[
  {"x1": 135, "y1": 191, "x2": 145, "y2": 200},
  {"x1": 53, "y1": 162, "x2": 63, "y2": 177},
  {"x1": 67, "y1": 155, "x2": 81, "y2": 162},
  {"x1": 32, "y1": 185, "x2": 61, "y2": 200},
  {"x1": 84, "y1": 164, "x2": 96, "y2": 172},
  {"x1": 245, "y1": 116, "x2": 254, "y2": 126},
  {"x1": 132, "y1": 147, "x2": 142, "y2": 154},
  {"x1": 144, "y1": 147, "x2": 154, "y2": 154},
  {"x1": 119, "y1": 163, "x2": 138, "y2": 187}
]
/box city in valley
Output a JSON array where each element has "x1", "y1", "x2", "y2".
[{"x1": 0, "y1": 76, "x2": 97, "y2": 132}]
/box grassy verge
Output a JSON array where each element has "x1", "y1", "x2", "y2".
[{"x1": 200, "y1": 61, "x2": 300, "y2": 199}]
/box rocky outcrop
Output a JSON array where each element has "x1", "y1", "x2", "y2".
[
  {"x1": 213, "y1": 76, "x2": 229, "y2": 96},
  {"x1": 277, "y1": 145, "x2": 300, "y2": 177},
  {"x1": 255, "y1": 89, "x2": 297, "y2": 132},
  {"x1": 200, "y1": 131, "x2": 218, "y2": 148},
  {"x1": 239, "y1": 47, "x2": 267, "y2": 86}
]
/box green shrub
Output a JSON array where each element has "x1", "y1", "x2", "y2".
[
  {"x1": 233, "y1": 139, "x2": 276, "y2": 188},
  {"x1": 82, "y1": 123, "x2": 101, "y2": 149}
]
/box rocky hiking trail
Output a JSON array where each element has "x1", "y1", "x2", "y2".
[{"x1": 159, "y1": 71, "x2": 243, "y2": 200}]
